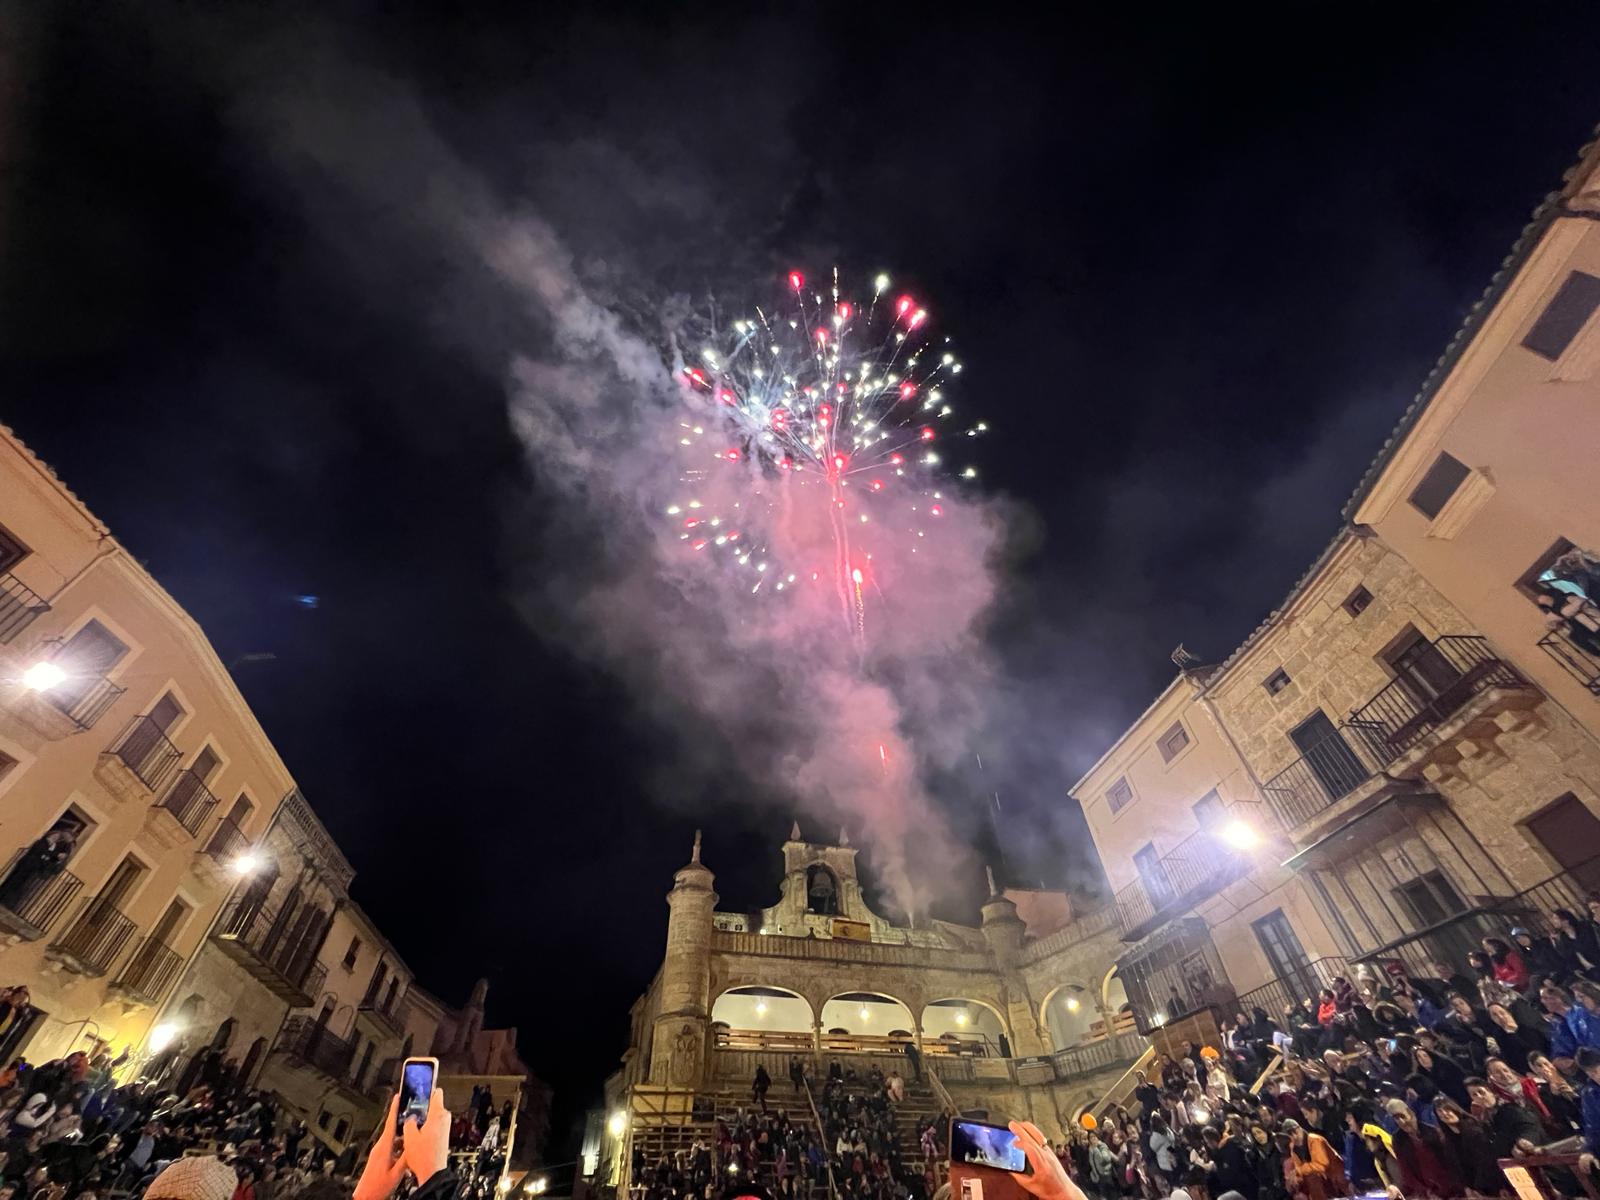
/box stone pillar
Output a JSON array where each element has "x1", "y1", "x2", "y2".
[
  {"x1": 649, "y1": 832, "x2": 717, "y2": 1088},
  {"x1": 981, "y1": 874, "x2": 1048, "y2": 1058}
]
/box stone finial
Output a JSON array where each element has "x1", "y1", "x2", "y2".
[
  {"x1": 691, "y1": 829, "x2": 702, "y2": 863},
  {"x1": 838, "y1": 826, "x2": 850, "y2": 847},
  {"x1": 789, "y1": 820, "x2": 802, "y2": 841},
  {"x1": 985, "y1": 865, "x2": 999, "y2": 897}
]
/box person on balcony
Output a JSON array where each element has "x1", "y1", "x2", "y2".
[
  {"x1": 0, "y1": 828, "x2": 76, "y2": 914},
  {"x1": 1483, "y1": 937, "x2": 1531, "y2": 993}
]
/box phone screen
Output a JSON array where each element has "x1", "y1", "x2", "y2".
[
  {"x1": 398, "y1": 1059, "x2": 435, "y2": 1133},
  {"x1": 949, "y1": 1119, "x2": 1030, "y2": 1175}
]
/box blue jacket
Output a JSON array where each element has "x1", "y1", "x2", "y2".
[
  {"x1": 1551, "y1": 1006, "x2": 1600, "y2": 1060},
  {"x1": 1583, "y1": 1079, "x2": 1600, "y2": 1153}
]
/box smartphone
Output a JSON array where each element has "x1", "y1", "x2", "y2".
[
  {"x1": 397, "y1": 1057, "x2": 439, "y2": 1134},
  {"x1": 949, "y1": 1118, "x2": 1031, "y2": 1176}
]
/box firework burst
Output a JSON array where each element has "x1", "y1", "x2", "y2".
[{"x1": 670, "y1": 268, "x2": 986, "y2": 647}]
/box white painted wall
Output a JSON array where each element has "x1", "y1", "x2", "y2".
[
  {"x1": 819, "y1": 995, "x2": 913, "y2": 1034},
  {"x1": 712, "y1": 991, "x2": 813, "y2": 1031}
]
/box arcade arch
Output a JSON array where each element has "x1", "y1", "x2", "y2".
[
  {"x1": 920, "y1": 997, "x2": 1007, "y2": 1048},
  {"x1": 819, "y1": 991, "x2": 913, "y2": 1036},
  {"x1": 711, "y1": 986, "x2": 813, "y2": 1033}
]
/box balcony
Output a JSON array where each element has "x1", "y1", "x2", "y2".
[
  {"x1": 1345, "y1": 635, "x2": 1534, "y2": 767},
  {"x1": 357, "y1": 993, "x2": 406, "y2": 1039},
  {"x1": 98, "y1": 716, "x2": 183, "y2": 804},
  {"x1": 1261, "y1": 730, "x2": 1388, "y2": 832},
  {"x1": 7, "y1": 649, "x2": 125, "y2": 739},
  {"x1": 46, "y1": 894, "x2": 138, "y2": 977},
  {"x1": 212, "y1": 898, "x2": 329, "y2": 1007},
  {"x1": 1233, "y1": 956, "x2": 1351, "y2": 1021},
  {"x1": 1538, "y1": 627, "x2": 1600, "y2": 696},
  {"x1": 0, "y1": 856, "x2": 83, "y2": 941},
  {"x1": 109, "y1": 935, "x2": 184, "y2": 1007},
  {"x1": 194, "y1": 818, "x2": 251, "y2": 884},
  {"x1": 277, "y1": 1015, "x2": 358, "y2": 1082},
  {"x1": 144, "y1": 769, "x2": 219, "y2": 848},
  {"x1": 1115, "y1": 826, "x2": 1254, "y2": 942},
  {"x1": 0, "y1": 573, "x2": 49, "y2": 645}
]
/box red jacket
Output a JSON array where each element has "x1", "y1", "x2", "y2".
[{"x1": 1493, "y1": 950, "x2": 1531, "y2": 990}]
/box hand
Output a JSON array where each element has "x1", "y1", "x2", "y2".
[
  {"x1": 1008, "y1": 1121, "x2": 1088, "y2": 1200},
  {"x1": 402, "y1": 1087, "x2": 451, "y2": 1186},
  {"x1": 353, "y1": 1095, "x2": 406, "y2": 1200}
]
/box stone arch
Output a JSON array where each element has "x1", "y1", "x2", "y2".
[
  {"x1": 920, "y1": 997, "x2": 1009, "y2": 1048},
  {"x1": 820, "y1": 991, "x2": 914, "y2": 1036},
  {"x1": 1101, "y1": 966, "x2": 1129, "y2": 1016},
  {"x1": 1039, "y1": 983, "x2": 1094, "y2": 1052},
  {"x1": 711, "y1": 986, "x2": 814, "y2": 1033}
]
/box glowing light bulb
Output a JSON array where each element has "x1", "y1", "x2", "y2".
[
  {"x1": 21, "y1": 661, "x2": 66, "y2": 692},
  {"x1": 859, "y1": 1006, "x2": 870, "y2": 1022},
  {"x1": 1221, "y1": 820, "x2": 1259, "y2": 850}
]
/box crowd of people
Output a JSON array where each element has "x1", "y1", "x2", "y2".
[
  {"x1": 629, "y1": 1058, "x2": 925, "y2": 1200},
  {"x1": 1045, "y1": 915, "x2": 1600, "y2": 1200},
  {"x1": 0, "y1": 1027, "x2": 490, "y2": 1200}
]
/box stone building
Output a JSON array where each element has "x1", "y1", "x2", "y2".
[
  {"x1": 603, "y1": 825, "x2": 1149, "y2": 1181},
  {"x1": 0, "y1": 424, "x2": 548, "y2": 1163},
  {"x1": 1074, "y1": 128, "x2": 1600, "y2": 1033}
]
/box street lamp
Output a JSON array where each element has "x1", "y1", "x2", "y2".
[
  {"x1": 1221, "y1": 819, "x2": 1259, "y2": 851},
  {"x1": 149, "y1": 1022, "x2": 181, "y2": 1054},
  {"x1": 21, "y1": 661, "x2": 67, "y2": 692},
  {"x1": 608, "y1": 1112, "x2": 627, "y2": 1138},
  {"x1": 232, "y1": 852, "x2": 264, "y2": 877}
]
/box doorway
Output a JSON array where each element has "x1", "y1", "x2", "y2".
[
  {"x1": 1525, "y1": 794, "x2": 1600, "y2": 892},
  {"x1": 1289, "y1": 711, "x2": 1366, "y2": 801},
  {"x1": 1252, "y1": 909, "x2": 1314, "y2": 1002},
  {"x1": 1384, "y1": 627, "x2": 1463, "y2": 704}
]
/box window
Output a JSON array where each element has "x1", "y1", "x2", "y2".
[
  {"x1": 1393, "y1": 870, "x2": 1466, "y2": 929},
  {"x1": 0, "y1": 522, "x2": 29, "y2": 573},
  {"x1": 342, "y1": 937, "x2": 361, "y2": 970},
  {"x1": 333, "y1": 1118, "x2": 350, "y2": 1142},
  {"x1": 1342, "y1": 585, "x2": 1373, "y2": 617},
  {"x1": 1156, "y1": 722, "x2": 1190, "y2": 763},
  {"x1": 1191, "y1": 789, "x2": 1224, "y2": 828},
  {"x1": 1263, "y1": 668, "x2": 1292, "y2": 695},
  {"x1": 1517, "y1": 537, "x2": 1594, "y2": 606},
  {"x1": 0, "y1": 749, "x2": 16, "y2": 786},
  {"x1": 1407, "y1": 452, "x2": 1471, "y2": 520},
  {"x1": 48, "y1": 620, "x2": 129, "y2": 712},
  {"x1": 318, "y1": 1110, "x2": 331, "y2": 1130},
  {"x1": 1106, "y1": 777, "x2": 1134, "y2": 814},
  {"x1": 1521, "y1": 270, "x2": 1600, "y2": 361}
]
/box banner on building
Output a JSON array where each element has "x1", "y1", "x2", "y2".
[{"x1": 832, "y1": 918, "x2": 871, "y2": 942}]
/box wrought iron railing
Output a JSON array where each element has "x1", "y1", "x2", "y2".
[
  {"x1": 1349, "y1": 853, "x2": 1600, "y2": 977},
  {"x1": 1345, "y1": 635, "x2": 1528, "y2": 765},
  {"x1": 0, "y1": 573, "x2": 49, "y2": 645},
  {"x1": 1115, "y1": 826, "x2": 1252, "y2": 936},
  {"x1": 1538, "y1": 627, "x2": 1600, "y2": 695},
  {"x1": 106, "y1": 716, "x2": 183, "y2": 793},
  {"x1": 49, "y1": 894, "x2": 138, "y2": 976},
  {"x1": 203, "y1": 818, "x2": 251, "y2": 865},
  {"x1": 113, "y1": 935, "x2": 185, "y2": 1005},
  {"x1": 358, "y1": 991, "x2": 407, "y2": 1035},
  {"x1": 0, "y1": 853, "x2": 82, "y2": 937},
  {"x1": 1232, "y1": 956, "x2": 1351, "y2": 1020},
  {"x1": 215, "y1": 896, "x2": 327, "y2": 996},
  {"x1": 1261, "y1": 731, "x2": 1383, "y2": 829},
  {"x1": 160, "y1": 769, "x2": 219, "y2": 836},
  {"x1": 278, "y1": 1015, "x2": 358, "y2": 1079}
]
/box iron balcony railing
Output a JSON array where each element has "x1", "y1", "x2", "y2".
[
  {"x1": 214, "y1": 895, "x2": 329, "y2": 999},
  {"x1": 1348, "y1": 853, "x2": 1600, "y2": 978},
  {"x1": 48, "y1": 894, "x2": 138, "y2": 976},
  {"x1": 160, "y1": 769, "x2": 219, "y2": 836},
  {"x1": 0, "y1": 573, "x2": 49, "y2": 645},
  {"x1": 1261, "y1": 731, "x2": 1384, "y2": 829},
  {"x1": 1345, "y1": 635, "x2": 1528, "y2": 765},
  {"x1": 358, "y1": 992, "x2": 406, "y2": 1035},
  {"x1": 106, "y1": 716, "x2": 184, "y2": 793},
  {"x1": 202, "y1": 818, "x2": 250, "y2": 865},
  {"x1": 0, "y1": 852, "x2": 83, "y2": 938},
  {"x1": 1051, "y1": 1031, "x2": 1149, "y2": 1082},
  {"x1": 1233, "y1": 956, "x2": 1351, "y2": 1022},
  {"x1": 1115, "y1": 825, "x2": 1254, "y2": 938},
  {"x1": 1538, "y1": 627, "x2": 1600, "y2": 696},
  {"x1": 278, "y1": 1015, "x2": 358, "y2": 1080},
  {"x1": 112, "y1": 935, "x2": 185, "y2": 1006}
]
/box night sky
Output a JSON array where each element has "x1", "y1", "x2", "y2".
[{"x1": 4, "y1": 2, "x2": 1600, "y2": 1160}]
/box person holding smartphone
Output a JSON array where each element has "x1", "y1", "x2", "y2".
[{"x1": 353, "y1": 1087, "x2": 455, "y2": 1200}]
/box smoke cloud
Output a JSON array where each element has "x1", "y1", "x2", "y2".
[{"x1": 208, "y1": 23, "x2": 1012, "y2": 916}]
